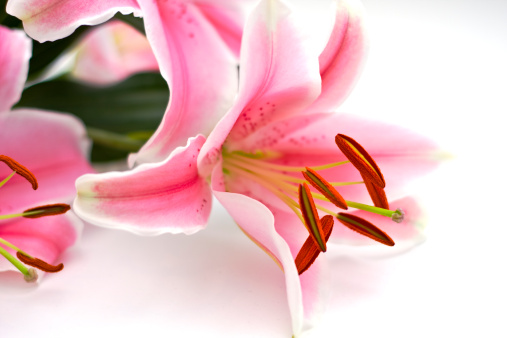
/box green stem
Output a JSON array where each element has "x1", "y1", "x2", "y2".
[
  {"x1": 309, "y1": 160, "x2": 350, "y2": 171},
  {"x1": 87, "y1": 127, "x2": 145, "y2": 152},
  {"x1": 0, "y1": 171, "x2": 16, "y2": 189},
  {"x1": 0, "y1": 238, "x2": 33, "y2": 258},
  {"x1": 0, "y1": 244, "x2": 29, "y2": 275},
  {"x1": 0, "y1": 210, "x2": 41, "y2": 220},
  {"x1": 346, "y1": 200, "x2": 396, "y2": 218}
]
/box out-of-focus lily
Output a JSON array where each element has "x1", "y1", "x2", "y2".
[
  {"x1": 72, "y1": 20, "x2": 159, "y2": 85},
  {"x1": 0, "y1": 26, "x2": 93, "y2": 282},
  {"x1": 74, "y1": 0, "x2": 439, "y2": 334},
  {"x1": 7, "y1": 0, "x2": 257, "y2": 164}
]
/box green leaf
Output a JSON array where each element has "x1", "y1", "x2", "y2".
[
  {"x1": 114, "y1": 13, "x2": 145, "y2": 35},
  {"x1": 16, "y1": 72, "x2": 169, "y2": 162},
  {"x1": 28, "y1": 25, "x2": 92, "y2": 78},
  {"x1": 1, "y1": 0, "x2": 22, "y2": 28}
]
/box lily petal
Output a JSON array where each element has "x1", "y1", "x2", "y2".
[
  {"x1": 0, "y1": 110, "x2": 93, "y2": 214},
  {"x1": 198, "y1": 0, "x2": 322, "y2": 175},
  {"x1": 247, "y1": 113, "x2": 440, "y2": 203},
  {"x1": 0, "y1": 27, "x2": 31, "y2": 113},
  {"x1": 74, "y1": 135, "x2": 211, "y2": 235},
  {"x1": 129, "y1": 0, "x2": 238, "y2": 166},
  {"x1": 212, "y1": 163, "x2": 329, "y2": 335},
  {"x1": 0, "y1": 212, "x2": 83, "y2": 273},
  {"x1": 303, "y1": 0, "x2": 367, "y2": 114},
  {"x1": 194, "y1": 0, "x2": 257, "y2": 57},
  {"x1": 6, "y1": 0, "x2": 141, "y2": 42},
  {"x1": 72, "y1": 21, "x2": 159, "y2": 85}
]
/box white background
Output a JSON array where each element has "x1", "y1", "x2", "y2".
[{"x1": 1, "y1": 0, "x2": 506, "y2": 337}]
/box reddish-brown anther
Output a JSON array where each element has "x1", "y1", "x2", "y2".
[
  {"x1": 0, "y1": 155, "x2": 38, "y2": 190},
  {"x1": 302, "y1": 167, "x2": 348, "y2": 210},
  {"x1": 23, "y1": 203, "x2": 71, "y2": 218},
  {"x1": 337, "y1": 213, "x2": 395, "y2": 246},
  {"x1": 16, "y1": 252, "x2": 64, "y2": 273},
  {"x1": 295, "y1": 215, "x2": 334, "y2": 275},
  {"x1": 299, "y1": 183, "x2": 327, "y2": 252},
  {"x1": 334, "y1": 134, "x2": 385, "y2": 188},
  {"x1": 362, "y1": 176, "x2": 389, "y2": 209}
]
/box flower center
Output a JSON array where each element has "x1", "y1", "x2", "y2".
[
  {"x1": 221, "y1": 149, "x2": 401, "y2": 222},
  {"x1": 0, "y1": 155, "x2": 69, "y2": 283},
  {"x1": 221, "y1": 133, "x2": 405, "y2": 275}
]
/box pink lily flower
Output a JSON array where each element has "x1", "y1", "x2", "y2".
[
  {"x1": 71, "y1": 20, "x2": 159, "y2": 85},
  {"x1": 74, "y1": 0, "x2": 438, "y2": 334},
  {"x1": 0, "y1": 26, "x2": 93, "y2": 282},
  {"x1": 7, "y1": 0, "x2": 256, "y2": 164}
]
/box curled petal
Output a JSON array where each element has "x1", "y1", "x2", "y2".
[
  {"x1": 6, "y1": 0, "x2": 141, "y2": 42},
  {"x1": 0, "y1": 27, "x2": 31, "y2": 113},
  {"x1": 198, "y1": 0, "x2": 321, "y2": 175},
  {"x1": 303, "y1": 0, "x2": 367, "y2": 114},
  {"x1": 72, "y1": 21, "x2": 159, "y2": 85},
  {"x1": 74, "y1": 136, "x2": 211, "y2": 235},
  {"x1": 129, "y1": 0, "x2": 238, "y2": 165},
  {"x1": 195, "y1": 0, "x2": 256, "y2": 57},
  {"x1": 211, "y1": 188, "x2": 304, "y2": 335}
]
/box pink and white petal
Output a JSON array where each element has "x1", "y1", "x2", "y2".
[
  {"x1": 72, "y1": 21, "x2": 158, "y2": 85},
  {"x1": 129, "y1": 0, "x2": 238, "y2": 166},
  {"x1": 193, "y1": 0, "x2": 257, "y2": 57},
  {"x1": 198, "y1": 0, "x2": 322, "y2": 175},
  {"x1": 6, "y1": 0, "x2": 141, "y2": 42},
  {"x1": 212, "y1": 190, "x2": 304, "y2": 335},
  {"x1": 330, "y1": 196, "x2": 426, "y2": 252},
  {"x1": 0, "y1": 27, "x2": 31, "y2": 113},
  {"x1": 303, "y1": 0, "x2": 367, "y2": 114},
  {"x1": 212, "y1": 164, "x2": 329, "y2": 335},
  {"x1": 270, "y1": 208, "x2": 331, "y2": 332},
  {"x1": 252, "y1": 113, "x2": 440, "y2": 203},
  {"x1": 74, "y1": 135, "x2": 211, "y2": 236},
  {"x1": 0, "y1": 109, "x2": 93, "y2": 214},
  {"x1": 0, "y1": 212, "x2": 82, "y2": 273}
]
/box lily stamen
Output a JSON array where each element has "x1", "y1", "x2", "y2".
[
  {"x1": 335, "y1": 134, "x2": 385, "y2": 188},
  {"x1": 337, "y1": 213, "x2": 395, "y2": 246},
  {"x1": 0, "y1": 236, "x2": 64, "y2": 280},
  {"x1": 295, "y1": 215, "x2": 334, "y2": 275},
  {"x1": 0, "y1": 243, "x2": 38, "y2": 282},
  {"x1": 225, "y1": 162, "x2": 304, "y2": 223},
  {"x1": 0, "y1": 171, "x2": 17, "y2": 189},
  {"x1": 0, "y1": 203, "x2": 71, "y2": 220},
  {"x1": 302, "y1": 167, "x2": 348, "y2": 210},
  {"x1": 0, "y1": 156, "x2": 69, "y2": 281},
  {"x1": 0, "y1": 155, "x2": 38, "y2": 190},
  {"x1": 17, "y1": 252, "x2": 64, "y2": 273},
  {"x1": 299, "y1": 183, "x2": 327, "y2": 252},
  {"x1": 221, "y1": 132, "x2": 402, "y2": 275},
  {"x1": 23, "y1": 204, "x2": 71, "y2": 219}
]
